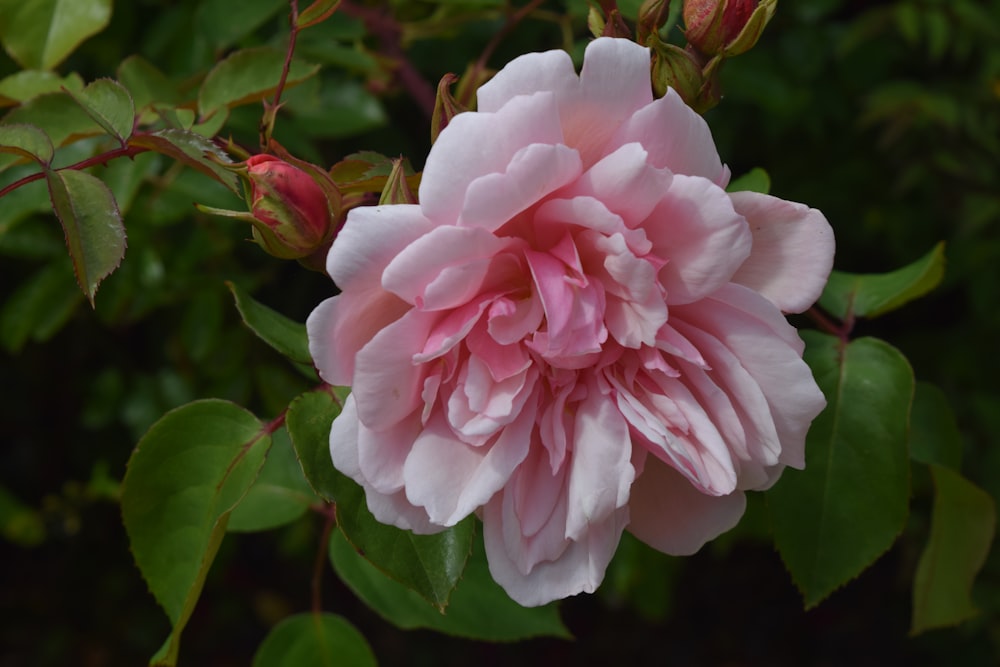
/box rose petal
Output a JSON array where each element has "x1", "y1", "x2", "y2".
[
  {"x1": 420, "y1": 92, "x2": 565, "y2": 225},
  {"x1": 647, "y1": 174, "x2": 752, "y2": 305},
  {"x1": 607, "y1": 88, "x2": 729, "y2": 186},
  {"x1": 628, "y1": 455, "x2": 746, "y2": 555},
  {"x1": 729, "y1": 191, "x2": 835, "y2": 313}
]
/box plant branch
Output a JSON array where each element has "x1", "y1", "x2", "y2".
[
  {"x1": 0, "y1": 145, "x2": 149, "y2": 199},
  {"x1": 311, "y1": 504, "x2": 337, "y2": 614},
  {"x1": 340, "y1": 1, "x2": 435, "y2": 118}
]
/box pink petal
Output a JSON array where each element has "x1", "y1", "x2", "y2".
[
  {"x1": 628, "y1": 455, "x2": 746, "y2": 555},
  {"x1": 326, "y1": 204, "x2": 434, "y2": 289},
  {"x1": 458, "y1": 143, "x2": 583, "y2": 230},
  {"x1": 566, "y1": 38, "x2": 655, "y2": 167},
  {"x1": 420, "y1": 92, "x2": 564, "y2": 225},
  {"x1": 483, "y1": 494, "x2": 629, "y2": 607},
  {"x1": 306, "y1": 291, "x2": 409, "y2": 387},
  {"x1": 565, "y1": 380, "x2": 635, "y2": 541},
  {"x1": 607, "y1": 88, "x2": 729, "y2": 186},
  {"x1": 729, "y1": 191, "x2": 835, "y2": 313},
  {"x1": 329, "y1": 395, "x2": 441, "y2": 534},
  {"x1": 673, "y1": 284, "x2": 827, "y2": 470},
  {"x1": 564, "y1": 142, "x2": 673, "y2": 228},
  {"x1": 352, "y1": 309, "x2": 437, "y2": 430},
  {"x1": 403, "y1": 397, "x2": 536, "y2": 526},
  {"x1": 476, "y1": 49, "x2": 578, "y2": 113},
  {"x1": 647, "y1": 174, "x2": 752, "y2": 305},
  {"x1": 381, "y1": 225, "x2": 511, "y2": 309}
]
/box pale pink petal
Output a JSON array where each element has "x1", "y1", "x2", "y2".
[
  {"x1": 404, "y1": 397, "x2": 536, "y2": 526},
  {"x1": 484, "y1": 495, "x2": 629, "y2": 607},
  {"x1": 729, "y1": 191, "x2": 835, "y2": 313},
  {"x1": 356, "y1": 410, "x2": 422, "y2": 494},
  {"x1": 381, "y1": 225, "x2": 511, "y2": 309},
  {"x1": 459, "y1": 143, "x2": 583, "y2": 230},
  {"x1": 327, "y1": 204, "x2": 434, "y2": 289},
  {"x1": 647, "y1": 174, "x2": 752, "y2": 305},
  {"x1": 420, "y1": 92, "x2": 564, "y2": 224},
  {"x1": 307, "y1": 292, "x2": 409, "y2": 386},
  {"x1": 476, "y1": 49, "x2": 578, "y2": 113},
  {"x1": 352, "y1": 309, "x2": 437, "y2": 430},
  {"x1": 565, "y1": 381, "x2": 635, "y2": 541},
  {"x1": 673, "y1": 284, "x2": 827, "y2": 470},
  {"x1": 564, "y1": 142, "x2": 673, "y2": 228},
  {"x1": 607, "y1": 88, "x2": 729, "y2": 186},
  {"x1": 628, "y1": 456, "x2": 746, "y2": 555},
  {"x1": 565, "y1": 38, "x2": 655, "y2": 166},
  {"x1": 329, "y1": 396, "x2": 441, "y2": 534}
]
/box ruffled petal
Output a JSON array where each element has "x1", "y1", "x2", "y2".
[
  {"x1": 729, "y1": 191, "x2": 835, "y2": 313},
  {"x1": 628, "y1": 455, "x2": 746, "y2": 555}
]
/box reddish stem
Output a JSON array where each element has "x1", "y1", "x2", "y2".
[
  {"x1": 311, "y1": 504, "x2": 337, "y2": 614},
  {"x1": 807, "y1": 305, "x2": 852, "y2": 344},
  {"x1": 0, "y1": 145, "x2": 149, "y2": 199},
  {"x1": 340, "y1": 1, "x2": 436, "y2": 118},
  {"x1": 272, "y1": 0, "x2": 301, "y2": 112}
]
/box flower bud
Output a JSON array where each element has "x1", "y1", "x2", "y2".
[
  {"x1": 245, "y1": 154, "x2": 333, "y2": 259},
  {"x1": 683, "y1": 0, "x2": 776, "y2": 57}
]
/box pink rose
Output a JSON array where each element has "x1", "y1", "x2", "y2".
[{"x1": 307, "y1": 37, "x2": 833, "y2": 606}]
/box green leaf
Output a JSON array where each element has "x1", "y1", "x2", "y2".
[
  {"x1": 818, "y1": 242, "x2": 946, "y2": 320},
  {"x1": 0, "y1": 0, "x2": 112, "y2": 69},
  {"x1": 335, "y1": 477, "x2": 473, "y2": 610},
  {"x1": 329, "y1": 529, "x2": 570, "y2": 640},
  {"x1": 297, "y1": 0, "x2": 343, "y2": 29},
  {"x1": 66, "y1": 78, "x2": 136, "y2": 144},
  {"x1": 226, "y1": 281, "x2": 312, "y2": 366},
  {"x1": 0, "y1": 261, "x2": 82, "y2": 352},
  {"x1": 909, "y1": 382, "x2": 963, "y2": 469},
  {"x1": 116, "y1": 56, "x2": 182, "y2": 112},
  {"x1": 196, "y1": 0, "x2": 288, "y2": 49},
  {"x1": 0, "y1": 70, "x2": 84, "y2": 105},
  {"x1": 726, "y1": 167, "x2": 771, "y2": 194},
  {"x1": 121, "y1": 400, "x2": 271, "y2": 666},
  {"x1": 911, "y1": 465, "x2": 995, "y2": 634},
  {"x1": 44, "y1": 167, "x2": 126, "y2": 305},
  {"x1": 286, "y1": 387, "x2": 350, "y2": 503},
  {"x1": 0, "y1": 123, "x2": 54, "y2": 164},
  {"x1": 767, "y1": 333, "x2": 913, "y2": 607},
  {"x1": 252, "y1": 612, "x2": 376, "y2": 667},
  {"x1": 1, "y1": 92, "x2": 103, "y2": 149},
  {"x1": 198, "y1": 47, "x2": 321, "y2": 117},
  {"x1": 229, "y1": 428, "x2": 316, "y2": 533},
  {"x1": 129, "y1": 129, "x2": 240, "y2": 193}
]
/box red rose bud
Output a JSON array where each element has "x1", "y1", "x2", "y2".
[
  {"x1": 683, "y1": 0, "x2": 776, "y2": 57},
  {"x1": 245, "y1": 154, "x2": 333, "y2": 259}
]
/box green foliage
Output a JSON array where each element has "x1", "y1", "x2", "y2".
[
  {"x1": 252, "y1": 612, "x2": 377, "y2": 667},
  {"x1": 911, "y1": 465, "x2": 996, "y2": 634},
  {"x1": 121, "y1": 400, "x2": 272, "y2": 664},
  {"x1": 0, "y1": 0, "x2": 112, "y2": 70},
  {"x1": 768, "y1": 333, "x2": 913, "y2": 607},
  {"x1": 329, "y1": 529, "x2": 569, "y2": 641}
]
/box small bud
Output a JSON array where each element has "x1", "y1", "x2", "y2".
[
  {"x1": 245, "y1": 154, "x2": 334, "y2": 259},
  {"x1": 379, "y1": 157, "x2": 418, "y2": 205},
  {"x1": 431, "y1": 73, "x2": 465, "y2": 144},
  {"x1": 683, "y1": 0, "x2": 775, "y2": 57},
  {"x1": 650, "y1": 37, "x2": 704, "y2": 104},
  {"x1": 637, "y1": 0, "x2": 672, "y2": 45}
]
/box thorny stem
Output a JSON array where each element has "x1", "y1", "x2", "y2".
[
  {"x1": 261, "y1": 0, "x2": 301, "y2": 148},
  {"x1": 340, "y1": 1, "x2": 436, "y2": 118},
  {"x1": 460, "y1": 0, "x2": 546, "y2": 109},
  {"x1": 0, "y1": 144, "x2": 149, "y2": 199},
  {"x1": 311, "y1": 504, "x2": 337, "y2": 614}
]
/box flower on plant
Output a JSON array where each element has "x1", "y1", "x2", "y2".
[{"x1": 307, "y1": 37, "x2": 833, "y2": 606}]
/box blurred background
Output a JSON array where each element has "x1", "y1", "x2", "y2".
[{"x1": 1, "y1": 0, "x2": 998, "y2": 664}]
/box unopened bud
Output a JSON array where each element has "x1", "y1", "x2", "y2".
[
  {"x1": 245, "y1": 154, "x2": 333, "y2": 259},
  {"x1": 431, "y1": 73, "x2": 465, "y2": 144},
  {"x1": 637, "y1": 0, "x2": 673, "y2": 45},
  {"x1": 379, "y1": 157, "x2": 418, "y2": 205},
  {"x1": 650, "y1": 37, "x2": 704, "y2": 103},
  {"x1": 683, "y1": 0, "x2": 775, "y2": 57}
]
